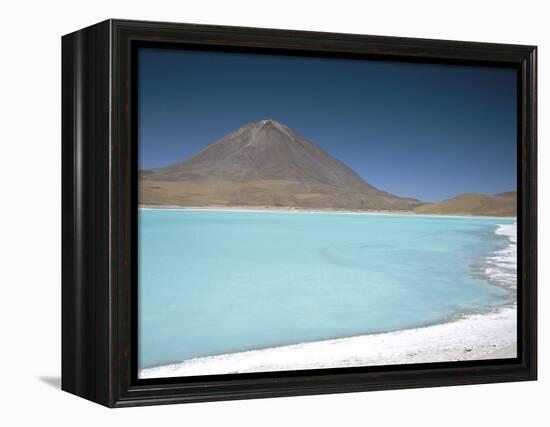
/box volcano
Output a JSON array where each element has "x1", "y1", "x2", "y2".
[{"x1": 139, "y1": 119, "x2": 422, "y2": 210}]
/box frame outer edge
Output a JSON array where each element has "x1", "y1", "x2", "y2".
[
  {"x1": 61, "y1": 20, "x2": 113, "y2": 407},
  {"x1": 527, "y1": 46, "x2": 537, "y2": 380},
  {"x1": 61, "y1": 29, "x2": 79, "y2": 397}
]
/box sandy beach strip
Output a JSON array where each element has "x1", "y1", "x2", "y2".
[
  {"x1": 138, "y1": 205, "x2": 516, "y2": 220},
  {"x1": 139, "y1": 305, "x2": 516, "y2": 379},
  {"x1": 139, "y1": 204, "x2": 415, "y2": 216}
]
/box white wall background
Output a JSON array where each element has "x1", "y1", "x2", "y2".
[{"x1": 0, "y1": 0, "x2": 546, "y2": 424}]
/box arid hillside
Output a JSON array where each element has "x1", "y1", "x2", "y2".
[
  {"x1": 140, "y1": 120, "x2": 422, "y2": 211},
  {"x1": 414, "y1": 192, "x2": 517, "y2": 217}
]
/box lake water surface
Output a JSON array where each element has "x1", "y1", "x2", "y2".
[{"x1": 138, "y1": 209, "x2": 516, "y2": 369}]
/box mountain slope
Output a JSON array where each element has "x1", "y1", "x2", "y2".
[
  {"x1": 139, "y1": 119, "x2": 422, "y2": 210},
  {"x1": 414, "y1": 192, "x2": 517, "y2": 217}
]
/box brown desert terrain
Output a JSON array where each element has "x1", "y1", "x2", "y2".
[
  {"x1": 414, "y1": 192, "x2": 517, "y2": 217},
  {"x1": 140, "y1": 120, "x2": 422, "y2": 211},
  {"x1": 139, "y1": 119, "x2": 516, "y2": 216}
]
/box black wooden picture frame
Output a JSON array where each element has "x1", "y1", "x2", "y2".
[{"x1": 61, "y1": 19, "x2": 537, "y2": 407}]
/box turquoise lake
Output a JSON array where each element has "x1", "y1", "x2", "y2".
[{"x1": 138, "y1": 209, "x2": 516, "y2": 369}]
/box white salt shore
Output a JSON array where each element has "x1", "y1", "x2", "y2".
[
  {"x1": 139, "y1": 305, "x2": 516, "y2": 378},
  {"x1": 139, "y1": 205, "x2": 517, "y2": 220}
]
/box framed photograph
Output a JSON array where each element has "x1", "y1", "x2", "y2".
[{"x1": 62, "y1": 19, "x2": 537, "y2": 407}]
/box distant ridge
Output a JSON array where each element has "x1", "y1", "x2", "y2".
[
  {"x1": 139, "y1": 120, "x2": 423, "y2": 211},
  {"x1": 414, "y1": 192, "x2": 517, "y2": 217}
]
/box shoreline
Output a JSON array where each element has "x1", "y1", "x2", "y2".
[
  {"x1": 139, "y1": 304, "x2": 517, "y2": 378},
  {"x1": 138, "y1": 204, "x2": 517, "y2": 220}
]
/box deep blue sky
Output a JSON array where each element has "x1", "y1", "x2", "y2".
[{"x1": 138, "y1": 47, "x2": 517, "y2": 202}]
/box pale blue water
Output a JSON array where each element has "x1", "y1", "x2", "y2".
[{"x1": 138, "y1": 209, "x2": 515, "y2": 369}]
